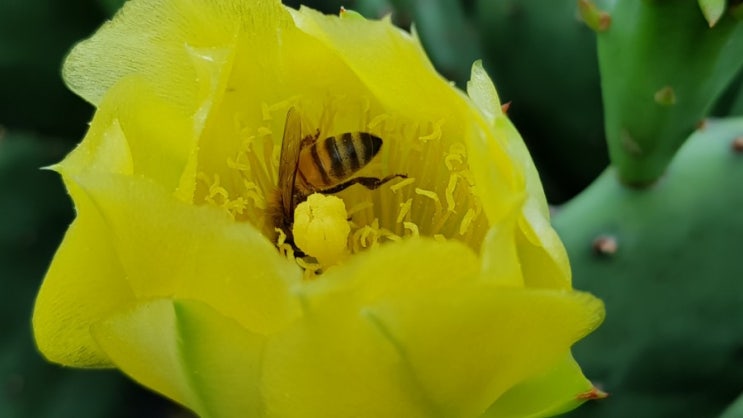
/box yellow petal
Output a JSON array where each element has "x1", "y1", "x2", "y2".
[
  {"x1": 291, "y1": 7, "x2": 452, "y2": 116},
  {"x1": 466, "y1": 62, "x2": 548, "y2": 219},
  {"x1": 483, "y1": 354, "x2": 596, "y2": 418},
  {"x1": 480, "y1": 216, "x2": 524, "y2": 288},
  {"x1": 466, "y1": 60, "x2": 504, "y2": 124},
  {"x1": 33, "y1": 180, "x2": 134, "y2": 367},
  {"x1": 302, "y1": 238, "x2": 480, "y2": 305},
  {"x1": 516, "y1": 219, "x2": 572, "y2": 290},
  {"x1": 262, "y1": 302, "x2": 434, "y2": 418},
  {"x1": 58, "y1": 76, "x2": 199, "y2": 195},
  {"x1": 67, "y1": 170, "x2": 300, "y2": 334},
  {"x1": 62, "y1": 0, "x2": 285, "y2": 108},
  {"x1": 42, "y1": 3, "x2": 606, "y2": 417},
  {"x1": 366, "y1": 287, "x2": 604, "y2": 417},
  {"x1": 261, "y1": 239, "x2": 480, "y2": 417},
  {"x1": 466, "y1": 62, "x2": 572, "y2": 289},
  {"x1": 91, "y1": 299, "x2": 265, "y2": 417}
]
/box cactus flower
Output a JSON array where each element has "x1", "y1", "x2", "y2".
[{"x1": 33, "y1": 0, "x2": 604, "y2": 417}]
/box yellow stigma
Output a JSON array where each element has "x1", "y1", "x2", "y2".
[{"x1": 293, "y1": 193, "x2": 351, "y2": 267}]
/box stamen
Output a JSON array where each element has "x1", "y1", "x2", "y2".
[
  {"x1": 226, "y1": 154, "x2": 251, "y2": 172},
  {"x1": 351, "y1": 219, "x2": 388, "y2": 252},
  {"x1": 295, "y1": 257, "x2": 322, "y2": 280},
  {"x1": 445, "y1": 143, "x2": 467, "y2": 171},
  {"x1": 403, "y1": 222, "x2": 420, "y2": 238},
  {"x1": 414, "y1": 187, "x2": 443, "y2": 215},
  {"x1": 459, "y1": 208, "x2": 477, "y2": 236},
  {"x1": 390, "y1": 177, "x2": 415, "y2": 193},
  {"x1": 207, "y1": 174, "x2": 229, "y2": 200},
  {"x1": 197, "y1": 172, "x2": 249, "y2": 220},
  {"x1": 242, "y1": 180, "x2": 267, "y2": 209},
  {"x1": 360, "y1": 222, "x2": 377, "y2": 247},
  {"x1": 445, "y1": 174, "x2": 458, "y2": 213},
  {"x1": 275, "y1": 227, "x2": 287, "y2": 246},
  {"x1": 418, "y1": 119, "x2": 445, "y2": 143},
  {"x1": 380, "y1": 228, "x2": 402, "y2": 242},
  {"x1": 397, "y1": 198, "x2": 412, "y2": 223},
  {"x1": 223, "y1": 197, "x2": 247, "y2": 216},
  {"x1": 202, "y1": 105, "x2": 490, "y2": 276}
]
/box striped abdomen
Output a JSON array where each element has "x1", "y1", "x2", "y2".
[{"x1": 296, "y1": 132, "x2": 383, "y2": 191}]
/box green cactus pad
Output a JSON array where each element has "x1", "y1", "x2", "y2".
[
  {"x1": 597, "y1": 0, "x2": 743, "y2": 186},
  {"x1": 555, "y1": 118, "x2": 743, "y2": 417}
]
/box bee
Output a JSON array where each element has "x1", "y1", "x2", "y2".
[{"x1": 271, "y1": 107, "x2": 405, "y2": 243}]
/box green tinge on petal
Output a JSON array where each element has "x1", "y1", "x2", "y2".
[
  {"x1": 464, "y1": 67, "x2": 524, "y2": 228},
  {"x1": 366, "y1": 287, "x2": 604, "y2": 418},
  {"x1": 66, "y1": 170, "x2": 301, "y2": 335},
  {"x1": 466, "y1": 62, "x2": 572, "y2": 289},
  {"x1": 483, "y1": 354, "x2": 595, "y2": 418},
  {"x1": 91, "y1": 299, "x2": 265, "y2": 418},
  {"x1": 33, "y1": 180, "x2": 135, "y2": 367},
  {"x1": 496, "y1": 117, "x2": 549, "y2": 219},
  {"x1": 466, "y1": 62, "x2": 550, "y2": 221},
  {"x1": 466, "y1": 60, "x2": 503, "y2": 125},
  {"x1": 261, "y1": 239, "x2": 483, "y2": 417},
  {"x1": 262, "y1": 300, "x2": 435, "y2": 418}
]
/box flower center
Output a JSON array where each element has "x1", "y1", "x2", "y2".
[{"x1": 194, "y1": 97, "x2": 487, "y2": 277}]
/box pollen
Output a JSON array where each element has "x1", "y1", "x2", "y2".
[
  {"x1": 293, "y1": 193, "x2": 351, "y2": 268},
  {"x1": 327, "y1": 112, "x2": 487, "y2": 263},
  {"x1": 194, "y1": 99, "x2": 489, "y2": 276}
]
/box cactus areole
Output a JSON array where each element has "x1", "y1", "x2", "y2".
[{"x1": 596, "y1": 0, "x2": 743, "y2": 186}]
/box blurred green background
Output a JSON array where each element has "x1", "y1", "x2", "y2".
[{"x1": 2, "y1": 0, "x2": 742, "y2": 417}]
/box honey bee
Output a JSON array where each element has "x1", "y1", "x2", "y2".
[{"x1": 271, "y1": 107, "x2": 405, "y2": 243}]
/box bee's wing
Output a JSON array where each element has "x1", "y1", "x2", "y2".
[{"x1": 278, "y1": 107, "x2": 302, "y2": 217}]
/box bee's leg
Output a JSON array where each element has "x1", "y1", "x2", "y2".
[
  {"x1": 300, "y1": 129, "x2": 321, "y2": 148},
  {"x1": 320, "y1": 174, "x2": 407, "y2": 195}
]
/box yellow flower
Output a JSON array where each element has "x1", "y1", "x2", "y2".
[{"x1": 33, "y1": 1, "x2": 604, "y2": 417}]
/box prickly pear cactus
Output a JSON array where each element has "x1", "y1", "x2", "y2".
[
  {"x1": 595, "y1": 0, "x2": 743, "y2": 185},
  {"x1": 555, "y1": 1, "x2": 743, "y2": 416},
  {"x1": 555, "y1": 119, "x2": 743, "y2": 418},
  {"x1": 10, "y1": 0, "x2": 743, "y2": 416}
]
